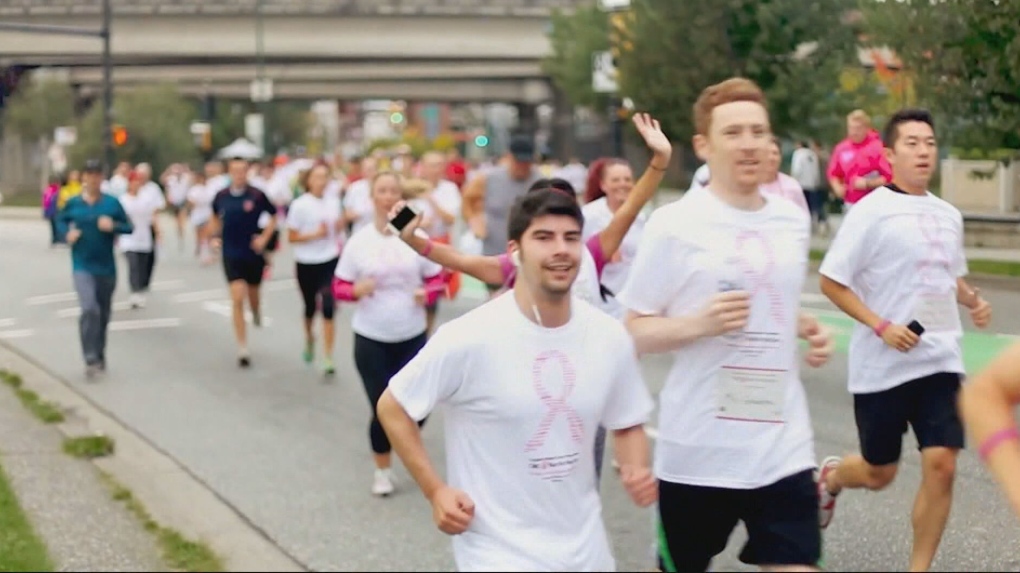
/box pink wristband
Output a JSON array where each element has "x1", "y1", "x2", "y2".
[
  {"x1": 419, "y1": 239, "x2": 434, "y2": 258},
  {"x1": 979, "y1": 427, "x2": 1020, "y2": 462},
  {"x1": 874, "y1": 319, "x2": 891, "y2": 337}
]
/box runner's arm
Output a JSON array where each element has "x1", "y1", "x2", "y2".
[
  {"x1": 819, "y1": 275, "x2": 885, "y2": 332},
  {"x1": 624, "y1": 310, "x2": 710, "y2": 355},
  {"x1": 377, "y1": 391, "x2": 447, "y2": 500},
  {"x1": 957, "y1": 278, "x2": 981, "y2": 308},
  {"x1": 959, "y1": 342, "x2": 1020, "y2": 519},
  {"x1": 612, "y1": 424, "x2": 651, "y2": 468},
  {"x1": 404, "y1": 233, "x2": 506, "y2": 286},
  {"x1": 460, "y1": 173, "x2": 486, "y2": 222}
]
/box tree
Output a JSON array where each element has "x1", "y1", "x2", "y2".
[
  {"x1": 69, "y1": 84, "x2": 201, "y2": 174},
  {"x1": 0, "y1": 77, "x2": 76, "y2": 141},
  {"x1": 863, "y1": 0, "x2": 1020, "y2": 151},
  {"x1": 542, "y1": 5, "x2": 611, "y2": 110},
  {"x1": 209, "y1": 100, "x2": 311, "y2": 155}
]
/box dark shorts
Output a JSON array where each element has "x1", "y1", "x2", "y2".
[
  {"x1": 223, "y1": 257, "x2": 266, "y2": 286},
  {"x1": 853, "y1": 371, "x2": 965, "y2": 466},
  {"x1": 265, "y1": 229, "x2": 280, "y2": 252},
  {"x1": 657, "y1": 470, "x2": 821, "y2": 572}
]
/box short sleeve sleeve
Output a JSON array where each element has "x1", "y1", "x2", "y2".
[
  {"x1": 600, "y1": 334, "x2": 653, "y2": 430},
  {"x1": 818, "y1": 203, "x2": 874, "y2": 286},
  {"x1": 388, "y1": 325, "x2": 465, "y2": 421},
  {"x1": 258, "y1": 191, "x2": 277, "y2": 216},
  {"x1": 951, "y1": 210, "x2": 968, "y2": 278},
  {"x1": 334, "y1": 238, "x2": 359, "y2": 281},
  {"x1": 616, "y1": 213, "x2": 688, "y2": 316},
  {"x1": 285, "y1": 199, "x2": 305, "y2": 230}
]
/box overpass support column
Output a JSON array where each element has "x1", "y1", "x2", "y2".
[
  {"x1": 548, "y1": 84, "x2": 575, "y2": 162},
  {"x1": 515, "y1": 102, "x2": 538, "y2": 134}
]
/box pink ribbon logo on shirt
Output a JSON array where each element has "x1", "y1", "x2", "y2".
[
  {"x1": 524, "y1": 350, "x2": 584, "y2": 453},
  {"x1": 915, "y1": 213, "x2": 951, "y2": 288},
  {"x1": 734, "y1": 230, "x2": 785, "y2": 325}
]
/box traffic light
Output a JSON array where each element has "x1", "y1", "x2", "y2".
[
  {"x1": 112, "y1": 124, "x2": 128, "y2": 147},
  {"x1": 608, "y1": 11, "x2": 634, "y2": 59},
  {"x1": 390, "y1": 112, "x2": 404, "y2": 124},
  {"x1": 473, "y1": 134, "x2": 489, "y2": 148}
]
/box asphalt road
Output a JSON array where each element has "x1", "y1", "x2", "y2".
[{"x1": 1, "y1": 215, "x2": 1019, "y2": 572}]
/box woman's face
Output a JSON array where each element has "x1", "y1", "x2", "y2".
[
  {"x1": 68, "y1": 171, "x2": 81, "y2": 184},
  {"x1": 372, "y1": 173, "x2": 402, "y2": 215},
  {"x1": 306, "y1": 165, "x2": 330, "y2": 195},
  {"x1": 601, "y1": 163, "x2": 634, "y2": 208},
  {"x1": 764, "y1": 142, "x2": 781, "y2": 182}
]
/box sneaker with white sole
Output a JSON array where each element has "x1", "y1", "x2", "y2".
[
  {"x1": 817, "y1": 456, "x2": 841, "y2": 529},
  {"x1": 372, "y1": 469, "x2": 394, "y2": 497}
]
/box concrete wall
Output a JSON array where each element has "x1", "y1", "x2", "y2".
[{"x1": 940, "y1": 158, "x2": 1018, "y2": 214}]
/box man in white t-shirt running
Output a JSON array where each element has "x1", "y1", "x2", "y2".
[
  {"x1": 377, "y1": 188, "x2": 658, "y2": 571},
  {"x1": 817, "y1": 108, "x2": 992, "y2": 572},
  {"x1": 617, "y1": 77, "x2": 835, "y2": 572}
]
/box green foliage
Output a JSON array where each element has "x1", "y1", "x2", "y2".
[
  {"x1": 68, "y1": 84, "x2": 201, "y2": 175},
  {"x1": 209, "y1": 100, "x2": 311, "y2": 156},
  {"x1": 862, "y1": 0, "x2": 1020, "y2": 151},
  {"x1": 546, "y1": 0, "x2": 860, "y2": 145},
  {"x1": 0, "y1": 77, "x2": 76, "y2": 141},
  {"x1": 542, "y1": 6, "x2": 611, "y2": 110}
]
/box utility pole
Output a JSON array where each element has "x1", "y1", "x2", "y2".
[
  {"x1": 0, "y1": 2, "x2": 115, "y2": 176},
  {"x1": 255, "y1": 0, "x2": 270, "y2": 156},
  {"x1": 596, "y1": 0, "x2": 630, "y2": 158}
]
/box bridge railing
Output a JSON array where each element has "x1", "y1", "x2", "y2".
[{"x1": 0, "y1": 0, "x2": 583, "y2": 17}]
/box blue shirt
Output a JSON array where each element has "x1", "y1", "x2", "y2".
[
  {"x1": 212, "y1": 186, "x2": 276, "y2": 261},
  {"x1": 57, "y1": 193, "x2": 134, "y2": 277}
]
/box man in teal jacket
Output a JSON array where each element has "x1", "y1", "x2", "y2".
[{"x1": 56, "y1": 160, "x2": 134, "y2": 378}]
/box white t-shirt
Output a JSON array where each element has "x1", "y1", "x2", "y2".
[
  {"x1": 388, "y1": 293, "x2": 653, "y2": 572},
  {"x1": 139, "y1": 181, "x2": 166, "y2": 212},
  {"x1": 343, "y1": 179, "x2": 374, "y2": 234},
  {"x1": 118, "y1": 193, "x2": 156, "y2": 253},
  {"x1": 286, "y1": 192, "x2": 343, "y2": 264},
  {"x1": 617, "y1": 189, "x2": 815, "y2": 489},
  {"x1": 166, "y1": 173, "x2": 191, "y2": 206},
  {"x1": 334, "y1": 225, "x2": 443, "y2": 343},
  {"x1": 581, "y1": 197, "x2": 647, "y2": 319},
  {"x1": 188, "y1": 183, "x2": 216, "y2": 226},
  {"x1": 819, "y1": 186, "x2": 967, "y2": 394},
  {"x1": 417, "y1": 180, "x2": 463, "y2": 238}
]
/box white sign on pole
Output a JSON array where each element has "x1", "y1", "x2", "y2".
[
  {"x1": 244, "y1": 114, "x2": 265, "y2": 146},
  {"x1": 598, "y1": 0, "x2": 631, "y2": 11},
  {"x1": 54, "y1": 126, "x2": 77, "y2": 147},
  {"x1": 189, "y1": 121, "x2": 211, "y2": 136},
  {"x1": 592, "y1": 51, "x2": 619, "y2": 93},
  {"x1": 250, "y1": 78, "x2": 274, "y2": 103}
]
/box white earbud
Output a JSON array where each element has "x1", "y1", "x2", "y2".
[{"x1": 511, "y1": 249, "x2": 522, "y2": 268}]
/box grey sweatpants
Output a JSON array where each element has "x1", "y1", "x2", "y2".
[{"x1": 72, "y1": 272, "x2": 117, "y2": 366}]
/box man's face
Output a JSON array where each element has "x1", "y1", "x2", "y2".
[
  {"x1": 885, "y1": 121, "x2": 937, "y2": 190},
  {"x1": 421, "y1": 154, "x2": 446, "y2": 182},
  {"x1": 227, "y1": 159, "x2": 249, "y2": 187},
  {"x1": 847, "y1": 118, "x2": 869, "y2": 143},
  {"x1": 694, "y1": 101, "x2": 770, "y2": 190},
  {"x1": 82, "y1": 171, "x2": 103, "y2": 191},
  {"x1": 511, "y1": 214, "x2": 582, "y2": 299}
]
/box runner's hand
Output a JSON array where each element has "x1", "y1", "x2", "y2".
[
  {"x1": 66, "y1": 228, "x2": 82, "y2": 245},
  {"x1": 354, "y1": 277, "x2": 376, "y2": 298},
  {"x1": 881, "y1": 324, "x2": 920, "y2": 352},
  {"x1": 414, "y1": 288, "x2": 427, "y2": 306},
  {"x1": 699, "y1": 291, "x2": 751, "y2": 337},
  {"x1": 969, "y1": 290, "x2": 991, "y2": 328},
  {"x1": 430, "y1": 486, "x2": 475, "y2": 535},
  {"x1": 799, "y1": 314, "x2": 834, "y2": 368},
  {"x1": 632, "y1": 113, "x2": 671, "y2": 162},
  {"x1": 620, "y1": 465, "x2": 658, "y2": 507},
  {"x1": 97, "y1": 215, "x2": 114, "y2": 232}
]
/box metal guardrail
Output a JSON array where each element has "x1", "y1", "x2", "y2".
[{"x1": 0, "y1": 0, "x2": 583, "y2": 17}]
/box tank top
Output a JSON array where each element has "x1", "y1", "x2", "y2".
[{"x1": 481, "y1": 166, "x2": 542, "y2": 256}]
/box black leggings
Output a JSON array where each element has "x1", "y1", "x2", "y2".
[
  {"x1": 295, "y1": 258, "x2": 338, "y2": 320},
  {"x1": 354, "y1": 332, "x2": 428, "y2": 454}
]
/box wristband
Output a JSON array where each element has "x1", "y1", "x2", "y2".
[
  {"x1": 873, "y1": 319, "x2": 891, "y2": 337},
  {"x1": 979, "y1": 427, "x2": 1020, "y2": 462},
  {"x1": 419, "y1": 239, "x2": 434, "y2": 258},
  {"x1": 649, "y1": 162, "x2": 668, "y2": 172}
]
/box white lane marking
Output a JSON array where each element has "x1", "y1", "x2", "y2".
[
  {"x1": 173, "y1": 288, "x2": 225, "y2": 303},
  {"x1": 57, "y1": 301, "x2": 133, "y2": 318},
  {"x1": 27, "y1": 292, "x2": 78, "y2": 305},
  {"x1": 109, "y1": 318, "x2": 182, "y2": 331},
  {"x1": 201, "y1": 301, "x2": 274, "y2": 327},
  {"x1": 0, "y1": 318, "x2": 17, "y2": 328},
  {"x1": 151, "y1": 279, "x2": 186, "y2": 291},
  {"x1": 0, "y1": 329, "x2": 35, "y2": 339}
]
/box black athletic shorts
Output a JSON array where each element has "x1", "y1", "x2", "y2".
[
  {"x1": 853, "y1": 371, "x2": 965, "y2": 466},
  {"x1": 223, "y1": 257, "x2": 266, "y2": 286},
  {"x1": 657, "y1": 470, "x2": 821, "y2": 572}
]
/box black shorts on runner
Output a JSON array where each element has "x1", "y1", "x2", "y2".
[
  {"x1": 853, "y1": 371, "x2": 965, "y2": 466},
  {"x1": 657, "y1": 470, "x2": 821, "y2": 572},
  {"x1": 223, "y1": 257, "x2": 266, "y2": 286}
]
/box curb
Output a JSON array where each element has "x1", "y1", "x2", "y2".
[{"x1": 0, "y1": 341, "x2": 307, "y2": 573}]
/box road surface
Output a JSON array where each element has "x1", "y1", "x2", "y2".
[{"x1": 1, "y1": 216, "x2": 1019, "y2": 572}]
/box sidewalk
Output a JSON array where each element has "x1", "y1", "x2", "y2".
[{"x1": 0, "y1": 373, "x2": 169, "y2": 571}]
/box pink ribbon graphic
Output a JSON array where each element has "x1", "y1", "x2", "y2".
[
  {"x1": 915, "y1": 213, "x2": 951, "y2": 289},
  {"x1": 734, "y1": 230, "x2": 785, "y2": 325},
  {"x1": 524, "y1": 349, "x2": 585, "y2": 453}
]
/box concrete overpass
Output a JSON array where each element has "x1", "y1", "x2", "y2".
[{"x1": 0, "y1": 0, "x2": 585, "y2": 103}]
